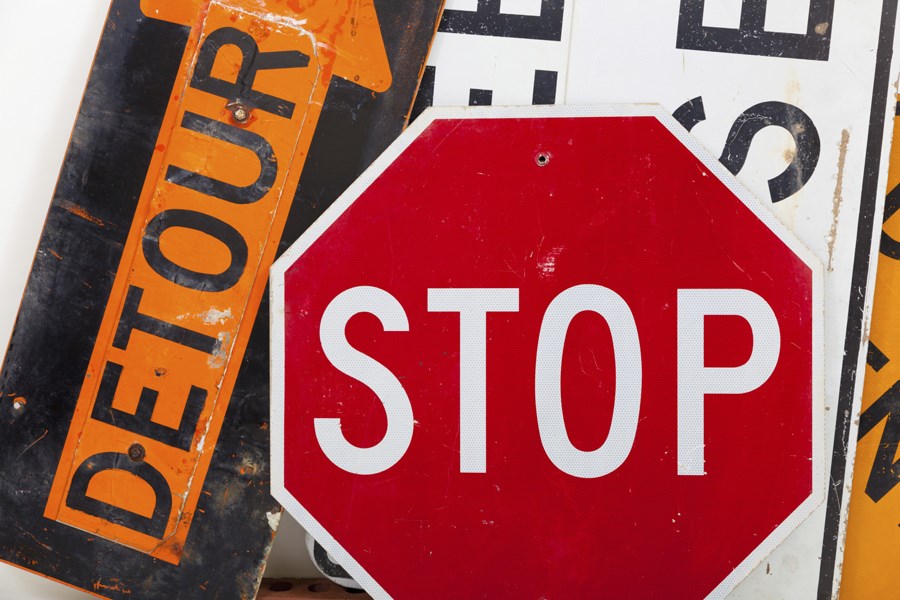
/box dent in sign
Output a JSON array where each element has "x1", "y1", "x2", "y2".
[{"x1": 44, "y1": 0, "x2": 390, "y2": 564}]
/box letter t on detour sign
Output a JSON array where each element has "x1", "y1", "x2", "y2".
[{"x1": 270, "y1": 106, "x2": 825, "y2": 599}]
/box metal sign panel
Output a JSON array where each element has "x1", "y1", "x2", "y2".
[
  {"x1": 416, "y1": 2, "x2": 900, "y2": 596},
  {"x1": 841, "y1": 97, "x2": 900, "y2": 597},
  {"x1": 410, "y1": 0, "x2": 575, "y2": 118},
  {"x1": 0, "y1": 0, "x2": 442, "y2": 597},
  {"x1": 562, "y1": 4, "x2": 900, "y2": 596},
  {"x1": 270, "y1": 105, "x2": 824, "y2": 599}
]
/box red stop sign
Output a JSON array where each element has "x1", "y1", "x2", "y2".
[{"x1": 271, "y1": 106, "x2": 823, "y2": 599}]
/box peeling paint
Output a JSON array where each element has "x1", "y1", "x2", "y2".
[
  {"x1": 826, "y1": 129, "x2": 851, "y2": 271},
  {"x1": 59, "y1": 200, "x2": 106, "y2": 227},
  {"x1": 537, "y1": 247, "x2": 564, "y2": 278},
  {"x1": 93, "y1": 578, "x2": 132, "y2": 595},
  {"x1": 176, "y1": 307, "x2": 234, "y2": 326}
]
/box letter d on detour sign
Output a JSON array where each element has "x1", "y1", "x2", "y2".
[{"x1": 270, "y1": 106, "x2": 824, "y2": 599}]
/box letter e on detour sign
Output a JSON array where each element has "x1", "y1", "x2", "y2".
[{"x1": 270, "y1": 106, "x2": 824, "y2": 599}]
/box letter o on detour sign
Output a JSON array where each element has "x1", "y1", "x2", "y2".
[{"x1": 270, "y1": 105, "x2": 824, "y2": 599}]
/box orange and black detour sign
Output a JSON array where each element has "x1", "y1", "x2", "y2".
[
  {"x1": 0, "y1": 0, "x2": 442, "y2": 597},
  {"x1": 842, "y1": 100, "x2": 900, "y2": 597}
]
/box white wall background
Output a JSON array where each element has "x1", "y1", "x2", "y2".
[{"x1": 0, "y1": 2, "x2": 317, "y2": 597}]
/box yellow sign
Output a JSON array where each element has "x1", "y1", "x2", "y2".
[{"x1": 842, "y1": 99, "x2": 900, "y2": 597}]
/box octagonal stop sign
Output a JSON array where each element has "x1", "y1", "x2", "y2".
[{"x1": 271, "y1": 106, "x2": 823, "y2": 599}]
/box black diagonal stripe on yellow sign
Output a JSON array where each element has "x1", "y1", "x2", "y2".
[{"x1": 842, "y1": 98, "x2": 900, "y2": 597}]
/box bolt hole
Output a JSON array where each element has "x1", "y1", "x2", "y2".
[
  {"x1": 535, "y1": 152, "x2": 550, "y2": 167},
  {"x1": 268, "y1": 581, "x2": 294, "y2": 592},
  {"x1": 128, "y1": 443, "x2": 146, "y2": 462},
  {"x1": 307, "y1": 582, "x2": 331, "y2": 592}
]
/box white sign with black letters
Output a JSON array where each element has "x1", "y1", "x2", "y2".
[
  {"x1": 410, "y1": 0, "x2": 574, "y2": 118},
  {"x1": 413, "y1": 1, "x2": 900, "y2": 597},
  {"x1": 564, "y1": 3, "x2": 899, "y2": 597}
]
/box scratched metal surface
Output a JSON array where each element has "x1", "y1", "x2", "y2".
[
  {"x1": 0, "y1": 0, "x2": 442, "y2": 598},
  {"x1": 409, "y1": 1, "x2": 900, "y2": 597}
]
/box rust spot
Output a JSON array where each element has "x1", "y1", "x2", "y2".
[
  {"x1": 60, "y1": 200, "x2": 106, "y2": 227},
  {"x1": 248, "y1": 19, "x2": 272, "y2": 42},
  {"x1": 93, "y1": 579, "x2": 132, "y2": 595},
  {"x1": 827, "y1": 129, "x2": 851, "y2": 271},
  {"x1": 229, "y1": 103, "x2": 251, "y2": 124},
  {"x1": 128, "y1": 443, "x2": 146, "y2": 462}
]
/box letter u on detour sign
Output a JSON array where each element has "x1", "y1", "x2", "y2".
[{"x1": 270, "y1": 105, "x2": 825, "y2": 599}]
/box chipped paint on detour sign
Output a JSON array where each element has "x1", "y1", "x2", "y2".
[
  {"x1": 0, "y1": 0, "x2": 442, "y2": 597},
  {"x1": 43, "y1": 0, "x2": 394, "y2": 561},
  {"x1": 270, "y1": 105, "x2": 825, "y2": 599}
]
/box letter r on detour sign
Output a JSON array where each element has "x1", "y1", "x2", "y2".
[{"x1": 270, "y1": 106, "x2": 825, "y2": 600}]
